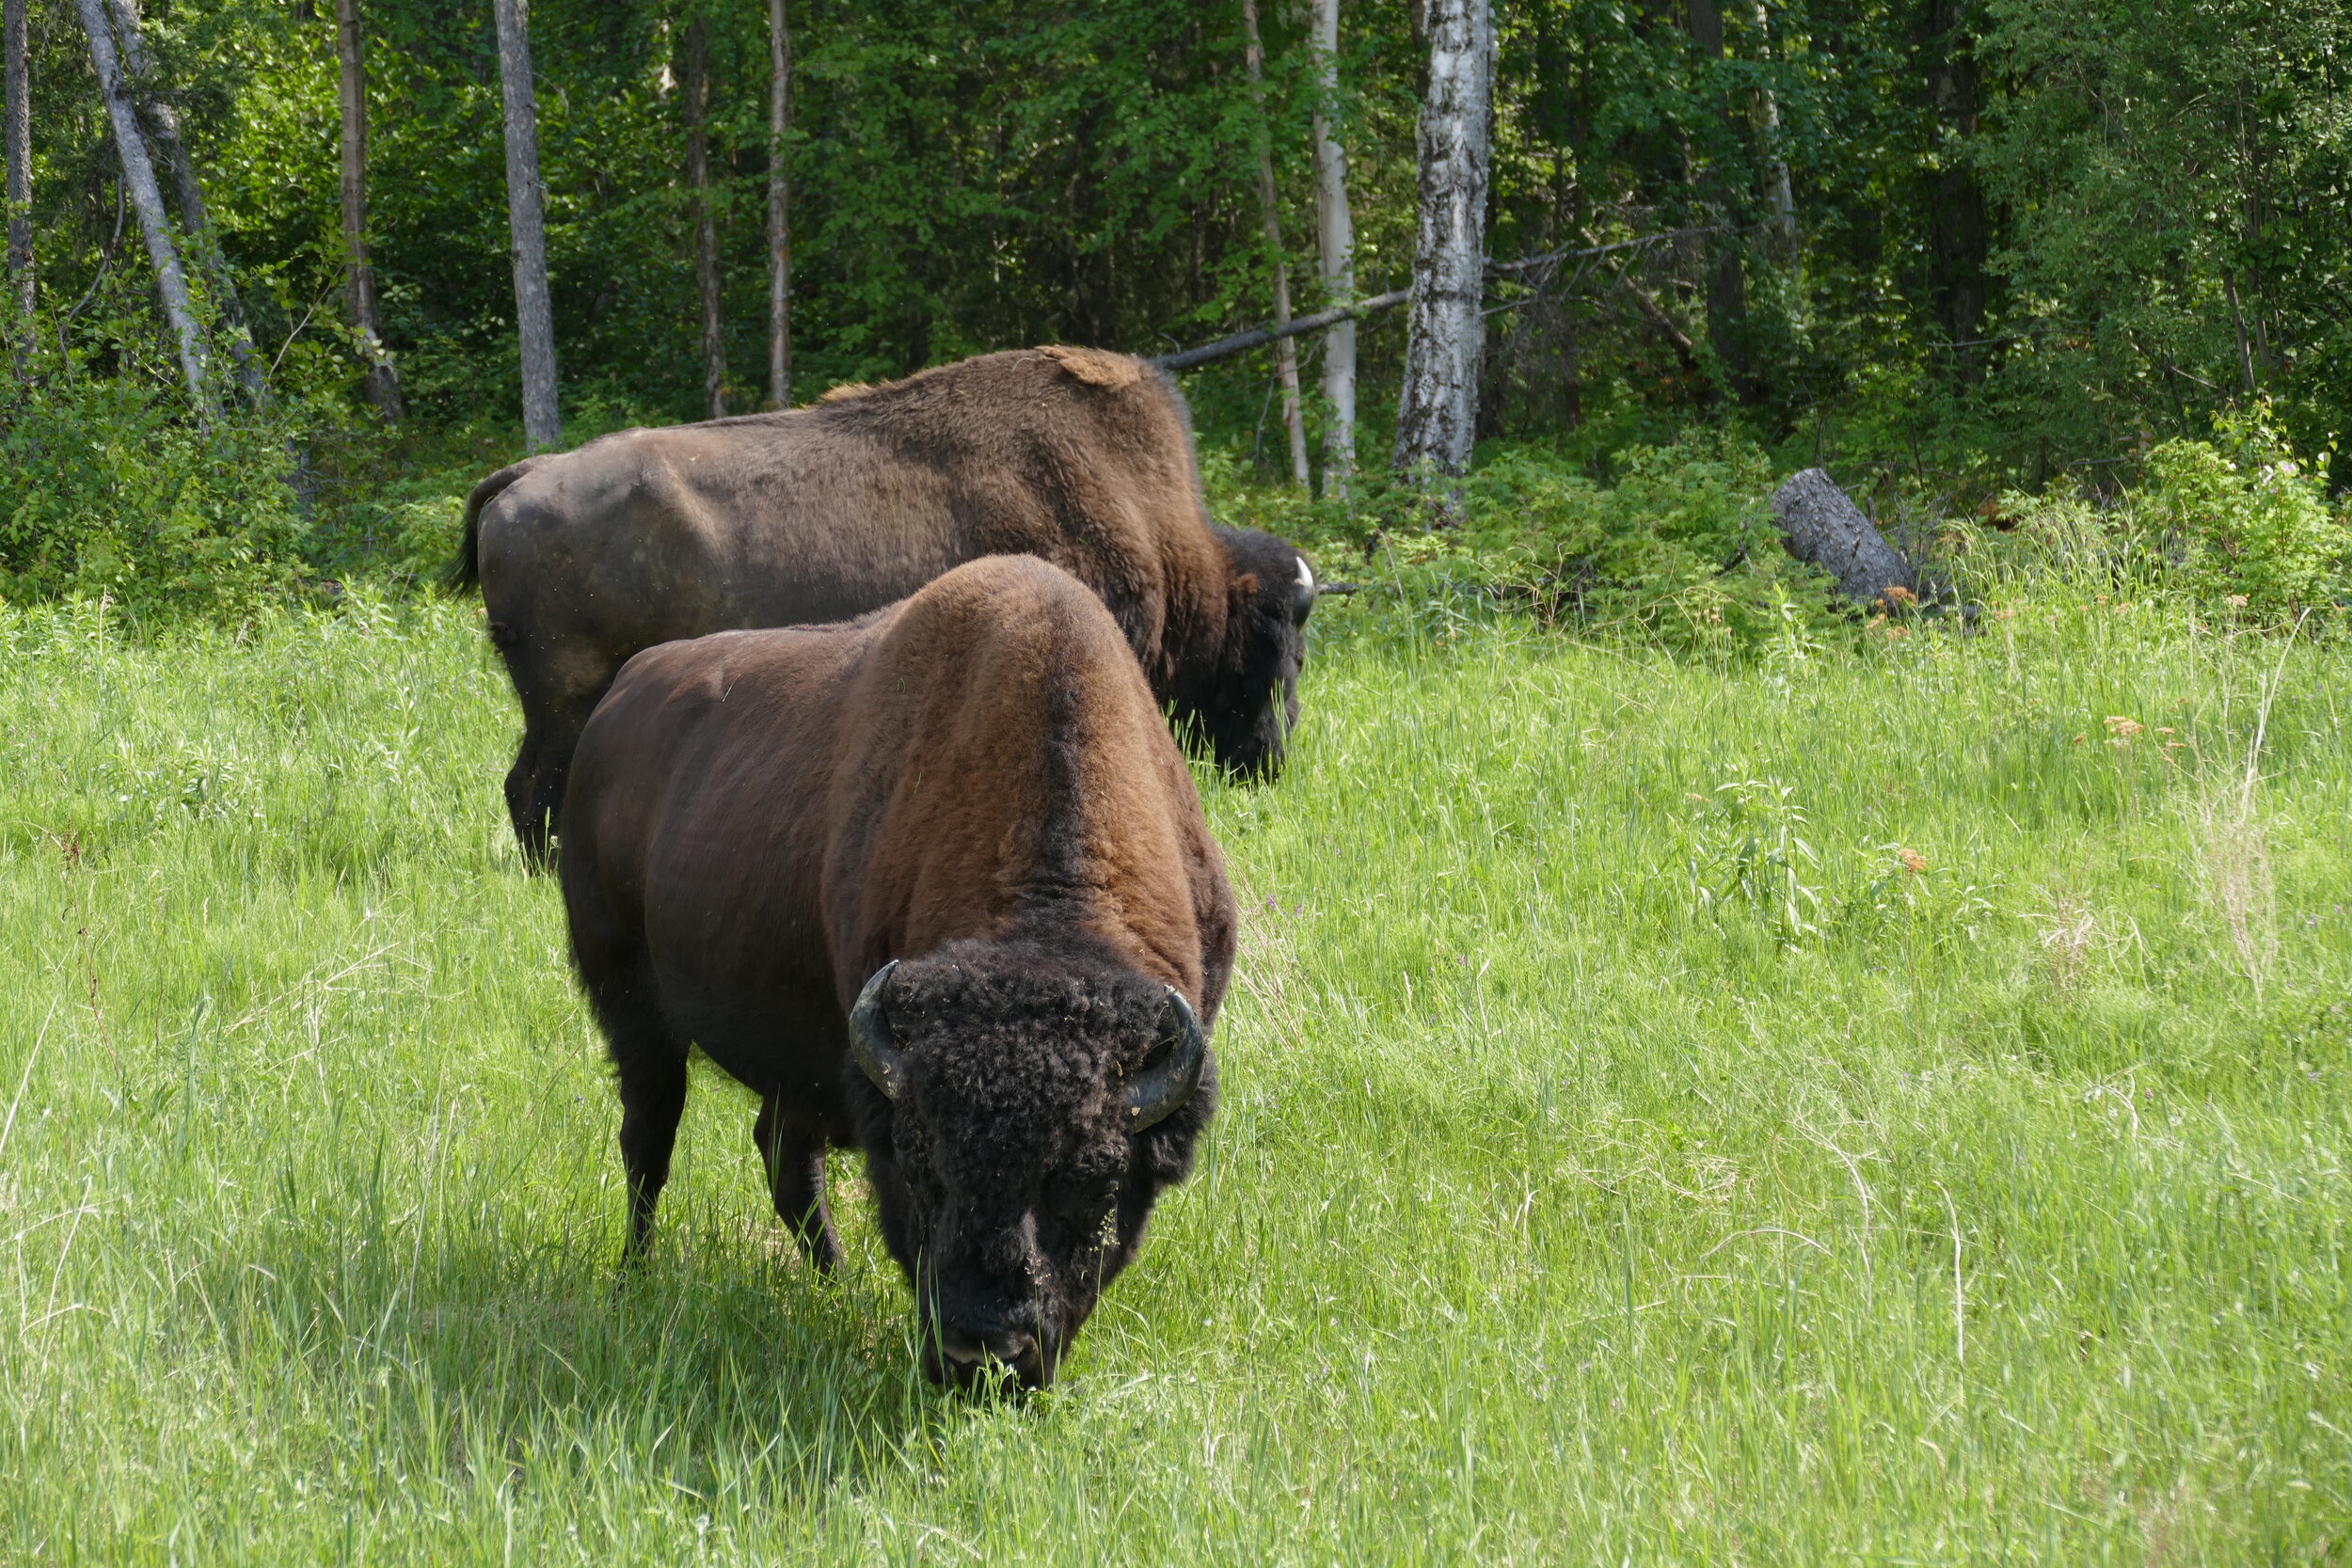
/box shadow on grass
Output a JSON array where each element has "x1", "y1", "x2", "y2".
[{"x1": 192, "y1": 1188, "x2": 958, "y2": 1507}]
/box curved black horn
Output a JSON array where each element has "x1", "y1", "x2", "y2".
[
  {"x1": 849, "y1": 960, "x2": 908, "y2": 1101},
  {"x1": 1124, "y1": 986, "x2": 1207, "y2": 1132}
]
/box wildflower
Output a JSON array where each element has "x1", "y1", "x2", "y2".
[
  {"x1": 1898, "y1": 848, "x2": 1928, "y2": 875},
  {"x1": 1882, "y1": 586, "x2": 1917, "y2": 609},
  {"x1": 2072, "y1": 733, "x2": 2087, "y2": 745},
  {"x1": 1992, "y1": 608, "x2": 2016, "y2": 622},
  {"x1": 2226, "y1": 594, "x2": 2249, "y2": 609},
  {"x1": 2103, "y1": 717, "x2": 2144, "y2": 745}
]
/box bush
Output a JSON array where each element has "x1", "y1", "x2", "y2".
[
  {"x1": 1209, "y1": 431, "x2": 1845, "y2": 657},
  {"x1": 1949, "y1": 408, "x2": 2352, "y2": 621},
  {"x1": 2145, "y1": 410, "x2": 2352, "y2": 618},
  {"x1": 0, "y1": 375, "x2": 319, "y2": 614}
]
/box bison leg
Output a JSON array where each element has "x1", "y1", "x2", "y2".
[
  {"x1": 598, "y1": 990, "x2": 690, "y2": 1264},
  {"x1": 754, "y1": 1094, "x2": 843, "y2": 1274},
  {"x1": 504, "y1": 709, "x2": 588, "y2": 871}
]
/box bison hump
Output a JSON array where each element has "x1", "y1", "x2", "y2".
[{"x1": 1038, "y1": 345, "x2": 1144, "y2": 389}]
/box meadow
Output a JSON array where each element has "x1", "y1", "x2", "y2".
[{"x1": 0, "y1": 584, "x2": 2344, "y2": 1563}]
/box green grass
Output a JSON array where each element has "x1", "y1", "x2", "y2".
[{"x1": 1, "y1": 588, "x2": 2346, "y2": 1563}]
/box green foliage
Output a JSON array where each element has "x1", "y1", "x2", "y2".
[
  {"x1": 1217, "y1": 433, "x2": 1843, "y2": 657},
  {"x1": 2145, "y1": 413, "x2": 2352, "y2": 618},
  {"x1": 1945, "y1": 413, "x2": 2352, "y2": 620},
  {"x1": 1689, "y1": 777, "x2": 1826, "y2": 943},
  {"x1": 0, "y1": 376, "x2": 313, "y2": 614}
]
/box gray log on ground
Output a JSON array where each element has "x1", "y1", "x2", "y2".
[{"x1": 1770, "y1": 467, "x2": 1916, "y2": 608}]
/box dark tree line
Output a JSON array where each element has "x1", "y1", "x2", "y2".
[{"x1": 4, "y1": 0, "x2": 2349, "y2": 493}]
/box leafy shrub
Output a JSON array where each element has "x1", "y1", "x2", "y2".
[
  {"x1": 1950, "y1": 409, "x2": 2351, "y2": 620},
  {"x1": 0, "y1": 374, "x2": 316, "y2": 616},
  {"x1": 1211, "y1": 431, "x2": 1844, "y2": 657},
  {"x1": 2143, "y1": 410, "x2": 2352, "y2": 617}
]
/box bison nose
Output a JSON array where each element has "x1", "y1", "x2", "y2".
[{"x1": 940, "y1": 1323, "x2": 1036, "y2": 1370}]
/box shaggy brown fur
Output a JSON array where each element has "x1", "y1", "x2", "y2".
[
  {"x1": 454, "y1": 346, "x2": 1323, "y2": 864},
  {"x1": 559, "y1": 555, "x2": 1234, "y2": 1390}
]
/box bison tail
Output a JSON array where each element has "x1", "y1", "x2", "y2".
[{"x1": 442, "y1": 457, "x2": 547, "y2": 594}]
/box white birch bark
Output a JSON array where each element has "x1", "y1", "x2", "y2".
[
  {"x1": 767, "y1": 0, "x2": 791, "y2": 408},
  {"x1": 492, "y1": 0, "x2": 561, "y2": 450},
  {"x1": 1748, "y1": 2, "x2": 1795, "y2": 267},
  {"x1": 105, "y1": 0, "x2": 266, "y2": 404},
  {"x1": 1241, "y1": 0, "x2": 1309, "y2": 487},
  {"x1": 337, "y1": 0, "x2": 403, "y2": 418},
  {"x1": 73, "y1": 0, "x2": 210, "y2": 413},
  {"x1": 1391, "y1": 0, "x2": 1493, "y2": 492},
  {"x1": 6, "y1": 0, "x2": 31, "y2": 369},
  {"x1": 1307, "y1": 0, "x2": 1356, "y2": 499}
]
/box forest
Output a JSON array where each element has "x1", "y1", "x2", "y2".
[{"x1": 4, "y1": 0, "x2": 2350, "y2": 610}]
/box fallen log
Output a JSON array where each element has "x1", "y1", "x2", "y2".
[{"x1": 1770, "y1": 468, "x2": 1917, "y2": 609}]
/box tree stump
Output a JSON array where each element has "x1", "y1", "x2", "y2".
[{"x1": 1770, "y1": 467, "x2": 1917, "y2": 610}]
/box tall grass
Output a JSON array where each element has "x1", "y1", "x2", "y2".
[{"x1": 1, "y1": 587, "x2": 2345, "y2": 1562}]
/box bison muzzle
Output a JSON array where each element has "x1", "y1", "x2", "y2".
[{"x1": 558, "y1": 553, "x2": 1234, "y2": 1390}]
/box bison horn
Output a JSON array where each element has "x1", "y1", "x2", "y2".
[
  {"x1": 849, "y1": 960, "x2": 909, "y2": 1101},
  {"x1": 1124, "y1": 987, "x2": 1207, "y2": 1132}
]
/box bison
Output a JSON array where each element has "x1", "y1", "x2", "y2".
[
  {"x1": 559, "y1": 554, "x2": 1233, "y2": 1390},
  {"x1": 455, "y1": 344, "x2": 1328, "y2": 865}
]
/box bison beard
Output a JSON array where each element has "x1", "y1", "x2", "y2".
[
  {"x1": 456, "y1": 345, "x2": 1329, "y2": 866},
  {"x1": 558, "y1": 555, "x2": 1233, "y2": 1391}
]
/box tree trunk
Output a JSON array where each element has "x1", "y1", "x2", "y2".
[
  {"x1": 492, "y1": 0, "x2": 560, "y2": 450},
  {"x1": 1771, "y1": 468, "x2": 1916, "y2": 609},
  {"x1": 5, "y1": 0, "x2": 31, "y2": 372},
  {"x1": 104, "y1": 0, "x2": 266, "y2": 405},
  {"x1": 1391, "y1": 0, "x2": 1492, "y2": 503},
  {"x1": 72, "y1": 0, "x2": 209, "y2": 414},
  {"x1": 1686, "y1": 0, "x2": 1760, "y2": 406},
  {"x1": 766, "y1": 0, "x2": 791, "y2": 408},
  {"x1": 336, "y1": 0, "x2": 402, "y2": 419},
  {"x1": 1746, "y1": 1, "x2": 1795, "y2": 267},
  {"x1": 684, "y1": 16, "x2": 724, "y2": 420},
  {"x1": 1920, "y1": 0, "x2": 1989, "y2": 384},
  {"x1": 1307, "y1": 0, "x2": 1356, "y2": 500},
  {"x1": 1240, "y1": 0, "x2": 1309, "y2": 487}
]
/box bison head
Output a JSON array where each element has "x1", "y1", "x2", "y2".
[
  {"x1": 1174, "y1": 527, "x2": 1327, "y2": 783},
  {"x1": 843, "y1": 944, "x2": 1216, "y2": 1391}
]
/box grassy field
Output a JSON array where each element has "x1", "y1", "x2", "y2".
[{"x1": 1, "y1": 586, "x2": 2345, "y2": 1563}]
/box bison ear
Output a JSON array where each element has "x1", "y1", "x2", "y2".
[{"x1": 1232, "y1": 572, "x2": 1261, "y2": 601}]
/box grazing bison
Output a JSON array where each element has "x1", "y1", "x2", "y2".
[
  {"x1": 455, "y1": 345, "x2": 1327, "y2": 864},
  {"x1": 559, "y1": 554, "x2": 1233, "y2": 1390}
]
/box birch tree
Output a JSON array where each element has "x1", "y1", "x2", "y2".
[
  {"x1": 683, "y1": 14, "x2": 723, "y2": 419},
  {"x1": 767, "y1": 0, "x2": 790, "y2": 407},
  {"x1": 492, "y1": 0, "x2": 560, "y2": 449},
  {"x1": 1307, "y1": 0, "x2": 1356, "y2": 499},
  {"x1": 5, "y1": 0, "x2": 30, "y2": 370},
  {"x1": 1240, "y1": 0, "x2": 1307, "y2": 486},
  {"x1": 336, "y1": 0, "x2": 402, "y2": 418},
  {"x1": 1747, "y1": 1, "x2": 1795, "y2": 267},
  {"x1": 1391, "y1": 0, "x2": 1491, "y2": 499},
  {"x1": 72, "y1": 0, "x2": 210, "y2": 413},
  {"x1": 105, "y1": 0, "x2": 265, "y2": 404}
]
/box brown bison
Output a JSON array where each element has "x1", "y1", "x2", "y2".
[
  {"x1": 454, "y1": 345, "x2": 1327, "y2": 864},
  {"x1": 559, "y1": 554, "x2": 1233, "y2": 1390}
]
